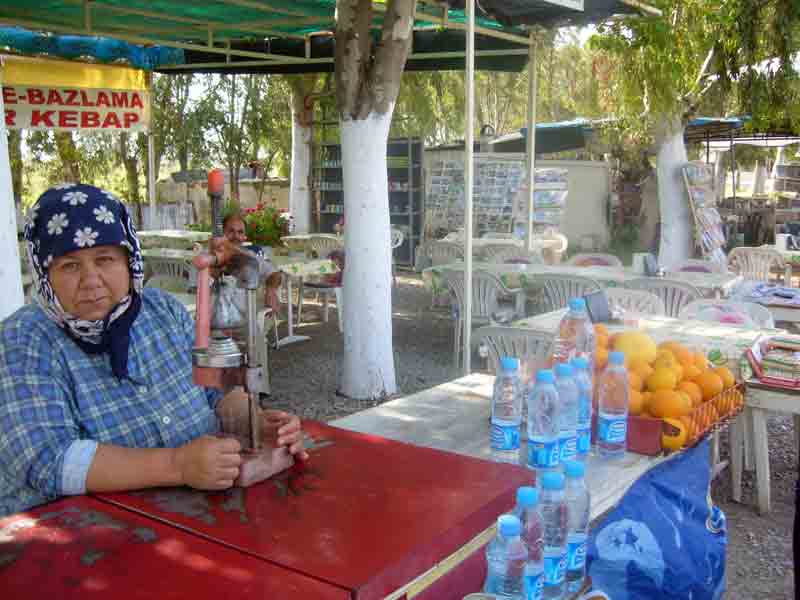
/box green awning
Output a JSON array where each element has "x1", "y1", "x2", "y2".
[{"x1": 0, "y1": 0, "x2": 659, "y2": 73}]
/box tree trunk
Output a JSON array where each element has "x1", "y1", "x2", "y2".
[
  {"x1": 655, "y1": 117, "x2": 692, "y2": 269},
  {"x1": 335, "y1": 0, "x2": 414, "y2": 399},
  {"x1": 340, "y1": 112, "x2": 396, "y2": 399},
  {"x1": 289, "y1": 95, "x2": 313, "y2": 233},
  {"x1": 54, "y1": 132, "x2": 81, "y2": 182},
  {"x1": 119, "y1": 133, "x2": 141, "y2": 204}
]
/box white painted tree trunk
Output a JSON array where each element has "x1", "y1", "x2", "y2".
[
  {"x1": 289, "y1": 111, "x2": 312, "y2": 234},
  {"x1": 340, "y1": 111, "x2": 396, "y2": 399},
  {"x1": 0, "y1": 86, "x2": 24, "y2": 321},
  {"x1": 656, "y1": 120, "x2": 693, "y2": 270}
]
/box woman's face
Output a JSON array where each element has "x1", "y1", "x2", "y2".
[{"x1": 48, "y1": 245, "x2": 131, "y2": 321}]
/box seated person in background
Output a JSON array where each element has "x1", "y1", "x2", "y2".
[
  {"x1": 223, "y1": 212, "x2": 282, "y2": 314},
  {"x1": 0, "y1": 185, "x2": 307, "y2": 518}
]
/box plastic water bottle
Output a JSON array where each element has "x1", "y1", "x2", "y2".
[
  {"x1": 597, "y1": 351, "x2": 629, "y2": 458},
  {"x1": 554, "y1": 363, "x2": 578, "y2": 464},
  {"x1": 483, "y1": 514, "x2": 528, "y2": 599},
  {"x1": 527, "y1": 370, "x2": 560, "y2": 476},
  {"x1": 492, "y1": 357, "x2": 522, "y2": 464},
  {"x1": 571, "y1": 357, "x2": 593, "y2": 461},
  {"x1": 554, "y1": 298, "x2": 595, "y2": 369},
  {"x1": 540, "y1": 472, "x2": 568, "y2": 600},
  {"x1": 512, "y1": 487, "x2": 544, "y2": 600},
  {"x1": 563, "y1": 461, "x2": 590, "y2": 595}
]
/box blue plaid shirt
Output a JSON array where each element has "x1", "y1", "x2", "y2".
[{"x1": 0, "y1": 288, "x2": 222, "y2": 517}]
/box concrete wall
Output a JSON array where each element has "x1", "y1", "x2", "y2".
[
  {"x1": 423, "y1": 149, "x2": 611, "y2": 250},
  {"x1": 155, "y1": 178, "x2": 290, "y2": 225}
]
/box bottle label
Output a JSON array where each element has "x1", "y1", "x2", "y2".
[
  {"x1": 528, "y1": 439, "x2": 559, "y2": 469},
  {"x1": 576, "y1": 426, "x2": 591, "y2": 455},
  {"x1": 525, "y1": 571, "x2": 544, "y2": 600},
  {"x1": 491, "y1": 423, "x2": 520, "y2": 451},
  {"x1": 559, "y1": 434, "x2": 577, "y2": 462},
  {"x1": 567, "y1": 534, "x2": 587, "y2": 570},
  {"x1": 544, "y1": 553, "x2": 566, "y2": 586},
  {"x1": 598, "y1": 415, "x2": 627, "y2": 444}
]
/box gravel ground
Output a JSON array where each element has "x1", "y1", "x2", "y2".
[{"x1": 268, "y1": 272, "x2": 796, "y2": 599}]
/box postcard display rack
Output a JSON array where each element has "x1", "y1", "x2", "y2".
[
  {"x1": 682, "y1": 161, "x2": 727, "y2": 269},
  {"x1": 312, "y1": 137, "x2": 423, "y2": 266},
  {"x1": 425, "y1": 154, "x2": 568, "y2": 237}
]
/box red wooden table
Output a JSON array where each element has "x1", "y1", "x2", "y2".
[{"x1": 2, "y1": 421, "x2": 532, "y2": 600}]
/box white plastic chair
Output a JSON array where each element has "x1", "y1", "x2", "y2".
[
  {"x1": 481, "y1": 232, "x2": 516, "y2": 239},
  {"x1": 473, "y1": 325, "x2": 554, "y2": 376},
  {"x1": 670, "y1": 258, "x2": 725, "y2": 274},
  {"x1": 440, "y1": 269, "x2": 524, "y2": 367},
  {"x1": 297, "y1": 250, "x2": 344, "y2": 333},
  {"x1": 626, "y1": 278, "x2": 703, "y2": 318},
  {"x1": 728, "y1": 247, "x2": 786, "y2": 283},
  {"x1": 678, "y1": 299, "x2": 775, "y2": 329},
  {"x1": 481, "y1": 243, "x2": 526, "y2": 263},
  {"x1": 535, "y1": 274, "x2": 601, "y2": 313},
  {"x1": 144, "y1": 257, "x2": 196, "y2": 293},
  {"x1": 309, "y1": 235, "x2": 344, "y2": 259},
  {"x1": 391, "y1": 228, "x2": 405, "y2": 286},
  {"x1": 566, "y1": 253, "x2": 623, "y2": 267},
  {"x1": 605, "y1": 288, "x2": 666, "y2": 316},
  {"x1": 428, "y1": 241, "x2": 465, "y2": 266}
]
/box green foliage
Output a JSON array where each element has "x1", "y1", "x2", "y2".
[{"x1": 242, "y1": 204, "x2": 290, "y2": 247}]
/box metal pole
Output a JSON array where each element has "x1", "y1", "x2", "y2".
[
  {"x1": 147, "y1": 132, "x2": 156, "y2": 229},
  {"x1": 462, "y1": 0, "x2": 475, "y2": 375},
  {"x1": 705, "y1": 131, "x2": 710, "y2": 165},
  {"x1": 525, "y1": 31, "x2": 538, "y2": 251},
  {"x1": 730, "y1": 130, "x2": 737, "y2": 201}
]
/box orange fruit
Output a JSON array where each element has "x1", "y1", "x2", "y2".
[
  {"x1": 628, "y1": 372, "x2": 644, "y2": 392},
  {"x1": 713, "y1": 366, "x2": 736, "y2": 389},
  {"x1": 683, "y1": 364, "x2": 702, "y2": 381},
  {"x1": 646, "y1": 367, "x2": 678, "y2": 392},
  {"x1": 595, "y1": 334, "x2": 609, "y2": 349},
  {"x1": 695, "y1": 371, "x2": 724, "y2": 401},
  {"x1": 650, "y1": 389, "x2": 692, "y2": 418},
  {"x1": 629, "y1": 389, "x2": 644, "y2": 416},
  {"x1": 694, "y1": 351, "x2": 710, "y2": 371},
  {"x1": 671, "y1": 363, "x2": 684, "y2": 382},
  {"x1": 594, "y1": 323, "x2": 610, "y2": 338},
  {"x1": 629, "y1": 359, "x2": 654, "y2": 380},
  {"x1": 659, "y1": 342, "x2": 692, "y2": 365},
  {"x1": 677, "y1": 381, "x2": 703, "y2": 407},
  {"x1": 662, "y1": 417, "x2": 688, "y2": 451}
]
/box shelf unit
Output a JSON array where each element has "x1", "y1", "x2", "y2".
[{"x1": 312, "y1": 137, "x2": 424, "y2": 266}]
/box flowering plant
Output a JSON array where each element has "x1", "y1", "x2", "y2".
[{"x1": 242, "y1": 203, "x2": 291, "y2": 247}]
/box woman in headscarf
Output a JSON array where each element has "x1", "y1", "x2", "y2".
[{"x1": 0, "y1": 184, "x2": 306, "y2": 517}]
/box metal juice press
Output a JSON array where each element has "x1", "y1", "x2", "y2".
[{"x1": 191, "y1": 169, "x2": 292, "y2": 485}]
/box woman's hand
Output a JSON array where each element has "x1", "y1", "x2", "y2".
[
  {"x1": 173, "y1": 435, "x2": 243, "y2": 490},
  {"x1": 262, "y1": 410, "x2": 308, "y2": 461}
]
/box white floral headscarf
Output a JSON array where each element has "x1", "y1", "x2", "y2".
[{"x1": 24, "y1": 183, "x2": 144, "y2": 347}]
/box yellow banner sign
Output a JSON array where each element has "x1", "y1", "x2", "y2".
[{"x1": 3, "y1": 85, "x2": 150, "y2": 131}]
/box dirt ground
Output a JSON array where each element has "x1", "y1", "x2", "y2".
[{"x1": 267, "y1": 272, "x2": 796, "y2": 599}]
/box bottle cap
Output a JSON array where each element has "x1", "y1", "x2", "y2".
[
  {"x1": 571, "y1": 356, "x2": 589, "y2": 370},
  {"x1": 609, "y1": 351, "x2": 625, "y2": 366},
  {"x1": 516, "y1": 486, "x2": 539, "y2": 508},
  {"x1": 498, "y1": 514, "x2": 522, "y2": 537},
  {"x1": 568, "y1": 298, "x2": 586, "y2": 311},
  {"x1": 541, "y1": 471, "x2": 565, "y2": 490},
  {"x1": 564, "y1": 460, "x2": 585, "y2": 478},
  {"x1": 555, "y1": 363, "x2": 574, "y2": 378},
  {"x1": 500, "y1": 356, "x2": 519, "y2": 372},
  {"x1": 536, "y1": 369, "x2": 555, "y2": 384}
]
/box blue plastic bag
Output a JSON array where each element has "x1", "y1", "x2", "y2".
[{"x1": 587, "y1": 439, "x2": 726, "y2": 599}]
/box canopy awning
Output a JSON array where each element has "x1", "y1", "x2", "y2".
[{"x1": 0, "y1": 0, "x2": 659, "y2": 73}]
